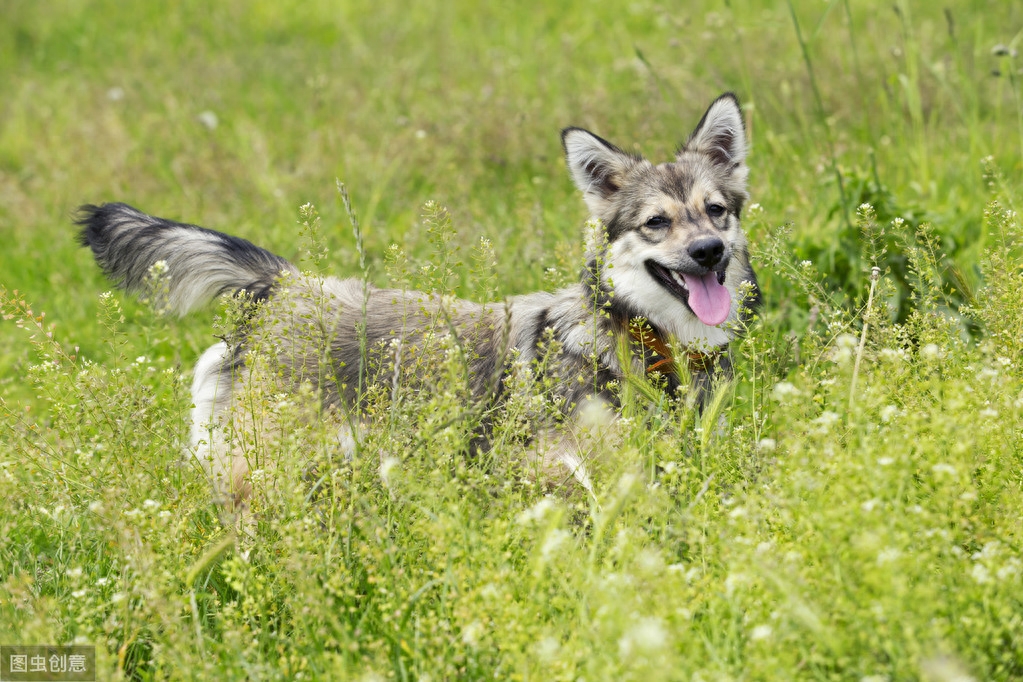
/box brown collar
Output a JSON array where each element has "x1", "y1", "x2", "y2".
[{"x1": 628, "y1": 322, "x2": 720, "y2": 375}]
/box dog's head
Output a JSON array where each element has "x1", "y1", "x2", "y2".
[{"x1": 562, "y1": 93, "x2": 758, "y2": 347}]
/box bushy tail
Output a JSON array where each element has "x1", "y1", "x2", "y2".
[{"x1": 77, "y1": 203, "x2": 298, "y2": 316}]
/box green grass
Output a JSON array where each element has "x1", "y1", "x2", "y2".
[{"x1": 2, "y1": 0, "x2": 1023, "y2": 679}]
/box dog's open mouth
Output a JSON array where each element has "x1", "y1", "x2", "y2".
[{"x1": 645, "y1": 261, "x2": 731, "y2": 326}]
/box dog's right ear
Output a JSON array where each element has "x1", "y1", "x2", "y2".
[{"x1": 562, "y1": 127, "x2": 642, "y2": 216}]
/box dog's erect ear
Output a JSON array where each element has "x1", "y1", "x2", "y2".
[
  {"x1": 680, "y1": 93, "x2": 747, "y2": 169},
  {"x1": 562, "y1": 127, "x2": 642, "y2": 215}
]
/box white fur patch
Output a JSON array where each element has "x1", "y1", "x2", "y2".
[
  {"x1": 604, "y1": 233, "x2": 735, "y2": 348},
  {"x1": 190, "y1": 341, "x2": 231, "y2": 474}
]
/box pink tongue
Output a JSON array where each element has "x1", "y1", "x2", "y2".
[{"x1": 682, "y1": 272, "x2": 731, "y2": 326}]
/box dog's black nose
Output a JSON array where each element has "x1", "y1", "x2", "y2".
[{"x1": 688, "y1": 237, "x2": 725, "y2": 268}]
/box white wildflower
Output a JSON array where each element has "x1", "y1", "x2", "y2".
[
  {"x1": 880, "y1": 347, "x2": 906, "y2": 361},
  {"x1": 540, "y1": 529, "x2": 570, "y2": 561},
  {"x1": 618, "y1": 617, "x2": 667, "y2": 656},
  {"x1": 534, "y1": 636, "x2": 560, "y2": 661},
  {"x1": 974, "y1": 541, "x2": 1000, "y2": 560},
  {"x1": 920, "y1": 654, "x2": 977, "y2": 682},
  {"x1": 877, "y1": 547, "x2": 901, "y2": 564},
  {"x1": 724, "y1": 572, "x2": 747, "y2": 596},
  {"x1": 750, "y1": 624, "x2": 773, "y2": 641},
  {"x1": 831, "y1": 333, "x2": 858, "y2": 364},
  {"x1": 636, "y1": 549, "x2": 664, "y2": 573},
  {"x1": 813, "y1": 411, "x2": 840, "y2": 433},
  {"x1": 378, "y1": 457, "x2": 399, "y2": 487},
  {"x1": 460, "y1": 621, "x2": 484, "y2": 647},
  {"x1": 616, "y1": 471, "x2": 638, "y2": 496},
  {"x1": 577, "y1": 396, "x2": 614, "y2": 429},
  {"x1": 197, "y1": 110, "x2": 218, "y2": 130},
  {"x1": 517, "y1": 497, "x2": 557, "y2": 525},
  {"x1": 996, "y1": 559, "x2": 1021, "y2": 580},
  {"x1": 772, "y1": 381, "x2": 800, "y2": 401}
]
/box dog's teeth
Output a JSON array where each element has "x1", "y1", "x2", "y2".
[{"x1": 670, "y1": 270, "x2": 687, "y2": 289}]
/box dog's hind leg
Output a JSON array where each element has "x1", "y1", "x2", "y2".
[{"x1": 189, "y1": 341, "x2": 253, "y2": 515}]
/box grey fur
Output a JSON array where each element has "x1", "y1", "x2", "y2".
[
  {"x1": 78, "y1": 93, "x2": 760, "y2": 508},
  {"x1": 77, "y1": 202, "x2": 296, "y2": 315}
]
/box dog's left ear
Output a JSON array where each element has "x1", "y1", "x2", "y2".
[{"x1": 679, "y1": 93, "x2": 747, "y2": 171}]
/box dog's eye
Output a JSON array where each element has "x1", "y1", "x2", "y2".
[
  {"x1": 707, "y1": 203, "x2": 726, "y2": 218},
  {"x1": 645, "y1": 216, "x2": 670, "y2": 229}
]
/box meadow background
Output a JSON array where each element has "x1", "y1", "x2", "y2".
[{"x1": 2, "y1": 0, "x2": 1022, "y2": 679}]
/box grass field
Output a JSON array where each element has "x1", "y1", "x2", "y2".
[{"x1": 2, "y1": 0, "x2": 1023, "y2": 679}]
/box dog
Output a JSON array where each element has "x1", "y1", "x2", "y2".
[{"x1": 77, "y1": 92, "x2": 760, "y2": 514}]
